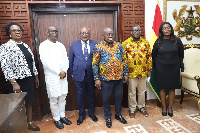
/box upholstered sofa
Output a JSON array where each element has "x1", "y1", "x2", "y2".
[{"x1": 180, "y1": 43, "x2": 200, "y2": 113}]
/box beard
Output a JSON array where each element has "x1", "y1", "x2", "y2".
[{"x1": 49, "y1": 36, "x2": 57, "y2": 41}]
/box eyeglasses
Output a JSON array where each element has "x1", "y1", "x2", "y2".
[
  {"x1": 80, "y1": 32, "x2": 90, "y2": 35},
  {"x1": 162, "y1": 26, "x2": 171, "y2": 31},
  {"x1": 131, "y1": 29, "x2": 141, "y2": 32},
  {"x1": 10, "y1": 29, "x2": 23, "y2": 33},
  {"x1": 105, "y1": 33, "x2": 114, "y2": 37},
  {"x1": 49, "y1": 30, "x2": 58, "y2": 33}
]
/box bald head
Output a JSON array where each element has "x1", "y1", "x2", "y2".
[
  {"x1": 80, "y1": 26, "x2": 90, "y2": 42},
  {"x1": 48, "y1": 26, "x2": 56, "y2": 31},
  {"x1": 131, "y1": 25, "x2": 141, "y2": 41},
  {"x1": 103, "y1": 27, "x2": 113, "y2": 34},
  {"x1": 131, "y1": 25, "x2": 141, "y2": 30},
  {"x1": 80, "y1": 26, "x2": 90, "y2": 33},
  {"x1": 47, "y1": 26, "x2": 58, "y2": 42},
  {"x1": 103, "y1": 27, "x2": 114, "y2": 44}
]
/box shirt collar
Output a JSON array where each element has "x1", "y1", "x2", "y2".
[
  {"x1": 10, "y1": 39, "x2": 23, "y2": 44},
  {"x1": 103, "y1": 41, "x2": 116, "y2": 45},
  {"x1": 131, "y1": 37, "x2": 142, "y2": 43},
  {"x1": 81, "y1": 40, "x2": 89, "y2": 45},
  {"x1": 47, "y1": 39, "x2": 57, "y2": 44}
]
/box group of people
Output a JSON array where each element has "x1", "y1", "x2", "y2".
[{"x1": 0, "y1": 21, "x2": 184, "y2": 131}]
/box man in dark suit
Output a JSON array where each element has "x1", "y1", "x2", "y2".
[{"x1": 69, "y1": 26, "x2": 98, "y2": 125}]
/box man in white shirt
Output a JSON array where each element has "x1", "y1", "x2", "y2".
[{"x1": 39, "y1": 26, "x2": 71, "y2": 129}]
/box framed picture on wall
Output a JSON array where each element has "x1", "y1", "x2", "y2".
[{"x1": 163, "y1": 0, "x2": 200, "y2": 44}]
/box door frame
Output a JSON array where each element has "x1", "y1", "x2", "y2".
[{"x1": 30, "y1": 3, "x2": 122, "y2": 118}]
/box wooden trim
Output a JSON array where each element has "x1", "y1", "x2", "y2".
[
  {"x1": 28, "y1": 1, "x2": 120, "y2": 4},
  {"x1": 30, "y1": 4, "x2": 119, "y2": 12},
  {"x1": 163, "y1": 0, "x2": 167, "y2": 22},
  {"x1": 26, "y1": 1, "x2": 33, "y2": 50}
]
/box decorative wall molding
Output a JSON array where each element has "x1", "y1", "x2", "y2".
[
  {"x1": 122, "y1": 1, "x2": 145, "y2": 40},
  {"x1": 0, "y1": 1, "x2": 31, "y2": 47}
]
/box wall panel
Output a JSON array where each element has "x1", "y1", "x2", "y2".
[
  {"x1": 122, "y1": 1, "x2": 145, "y2": 40},
  {"x1": 0, "y1": 1, "x2": 31, "y2": 46}
]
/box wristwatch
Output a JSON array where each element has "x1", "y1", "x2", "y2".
[{"x1": 11, "y1": 81, "x2": 17, "y2": 85}]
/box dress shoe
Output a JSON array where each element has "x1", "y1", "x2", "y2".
[
  {"x1": 77, "y1": 117, "x2": 85, "y2": 125},
  {"x1": 168, "y1": 112, "x2": 173, "y2": 117},
  {"x1": 162, "y1": 106, "x2": 167, "y2": 116},
  {"x1": 106, "y1": 118, "x2": 112, "y2": 128},
  {"x1": 115, "y1": 115, "x2": 127, "y2": 124},
  {"x1": 89, "y1": 115, "x2": 98, "y2": 122},
  {"x1": 60, "y1": 117, "x2": 72, "y2": 125},
  {"x1": 162, "y1": 112, "x2": 167, "y2": 116},
  {"x1": 28, "y1": 122, "x2": 40, "y2": 131},
  {"x1": 129, "y1": 110, "x2": 137, "y2": 118},
  {"x1": 54, "y1": 120, "x2": 64, "y2": 129},
  {"x1": 139, "y1": 107, "x2": 149, "y2": 117},
  {"x1": 168, "y1": 107, "x2": 173, "y2": 117}
]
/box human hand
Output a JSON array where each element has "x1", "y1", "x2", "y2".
[
  {"x1": 95, "y1": 79, "x2": 101, "y2": 89},
  {"x1": 123, "y1": 76, "x2": 128, "y2": 83},
  {"x1": 147, "y1": 71, "x2": 151, "y2": 78},
  {"x1": 12, "y1": 82, "x2": 21, "y2": 93},
  {"x1": 59, "y1": 71, "x2": 67, "y2": 79},
  {"x1": 181, "y1": 68, "x2": 184, "y2": 72}
]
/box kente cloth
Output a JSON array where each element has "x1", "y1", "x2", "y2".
[{"x1": 92, "y1": 41, "x2": 128, "y2": 81}]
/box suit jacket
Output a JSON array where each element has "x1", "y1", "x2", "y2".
[{"x1": 69, "y1": 40, "x2": 97, "y2": 82}]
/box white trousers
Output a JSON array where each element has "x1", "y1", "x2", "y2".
[{"x1": 49, "y1": 94, "x2": 67, "y2": 121}]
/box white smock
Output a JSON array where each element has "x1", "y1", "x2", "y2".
[{"x1": 39, "y1": 39, "x2": 69, "y2": 98}]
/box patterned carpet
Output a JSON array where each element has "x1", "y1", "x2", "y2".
[{"x1": 29, "y1": 97, "x2": 200, "y2": 133}]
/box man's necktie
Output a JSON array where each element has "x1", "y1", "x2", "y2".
[{"x1": 84, "y1": 42, "x2": 89, "y2": 61}]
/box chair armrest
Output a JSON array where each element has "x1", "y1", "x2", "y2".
[
  {"x1": 181, "y1": 72, "x2": 196, "y2": 80},
  {"x1": 194, "y1": 75, "x2": 200, "y2": 89},
  {"x1": 194, "y1": 75, "x2": 200, "y2": 80}
]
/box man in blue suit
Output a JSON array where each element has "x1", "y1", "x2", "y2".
[{"x1": 69, "y1": 26, "x2": 98, "y2": 125}]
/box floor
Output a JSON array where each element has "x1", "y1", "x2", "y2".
[{"x1": 29, "y1": 97, "x2": 200, "y2": 133}]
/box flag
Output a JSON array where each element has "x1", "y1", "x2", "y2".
[{"x1": 148, "y1": 1, "x2": 164, "y2": 102}]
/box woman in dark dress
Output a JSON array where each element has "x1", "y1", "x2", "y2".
[
  {"x1": 0, "y1": 22, "x2": 40, "y2": 131},
  {"x1": 152, "y1": 22, "x2": 184, "y2": 117}
]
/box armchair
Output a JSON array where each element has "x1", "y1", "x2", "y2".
[{"x1": 180, "y1": 43, "x2": 200, "y2": 113}]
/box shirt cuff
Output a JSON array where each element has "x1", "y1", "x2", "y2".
[{"x1": 94, "y1": 75, "x2": 100, "y2": 80}]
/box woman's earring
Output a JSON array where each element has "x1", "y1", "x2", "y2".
[{"x1": 10, "y1": 35, "x2": 11, "y2": 38}]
